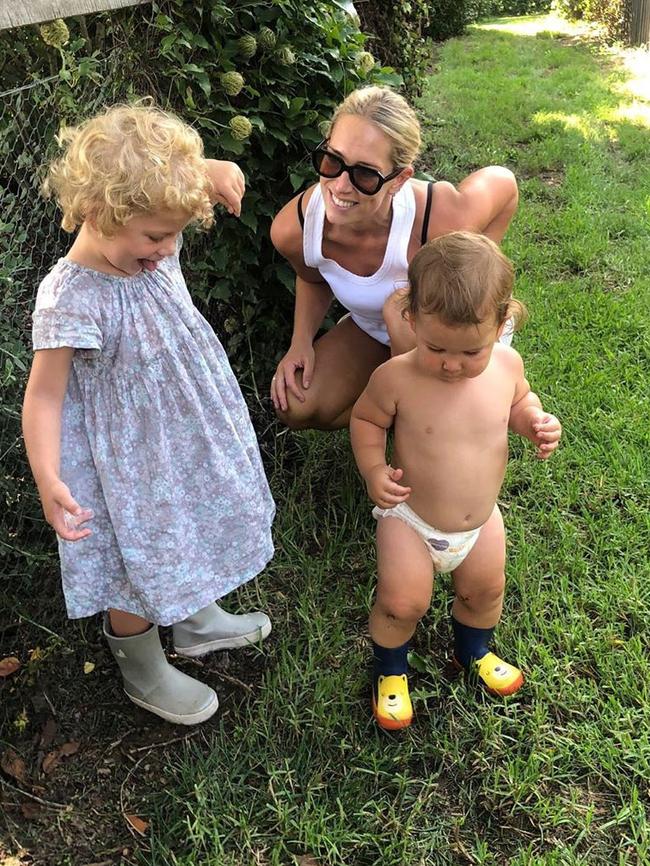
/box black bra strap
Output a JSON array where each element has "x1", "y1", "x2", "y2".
[
  {"x1": 297, "y1": 191, "x2": 306, "y2": 230},
  {"x1": 420, "y1": 181, "x2": 434, "y2": 246}
]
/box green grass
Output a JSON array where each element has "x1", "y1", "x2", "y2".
[
  {"x1": 133, "y1": 17, "x2": 650, "y2": 866},
  {"x1": 140, "y1": 16, "x2": 650, "y2": 866}
]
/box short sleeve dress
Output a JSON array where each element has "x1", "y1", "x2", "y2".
[{"x1": 32, "y1": 242, "x2": 275, "y2": 625}]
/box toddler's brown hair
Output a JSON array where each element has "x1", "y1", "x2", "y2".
[{"x1": 405, "y1": 231, "x2": 526, "y2": 329}]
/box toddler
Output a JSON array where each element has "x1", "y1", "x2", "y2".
[
  {"x1": 350, "y1": 231, "x2": 561, "y2": 729},
  {"x1": 22, "y1": 103, "x2": 275, "y2": 725}
]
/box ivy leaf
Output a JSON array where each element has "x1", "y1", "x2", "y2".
[{"x1": 407, "y1": 650, "x2": 428, "y2": 673}]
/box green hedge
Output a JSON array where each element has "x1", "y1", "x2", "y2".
[
  {"x1": 553, "y1": 0, "x2": 631, "y2": 41},
  {"x1": 425, "y1": 1, "x2": 553, "y2": 42}
]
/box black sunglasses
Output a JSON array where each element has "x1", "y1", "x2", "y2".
[{"x1": 311, "y1": 140, "x2": 403, "y2": 196}]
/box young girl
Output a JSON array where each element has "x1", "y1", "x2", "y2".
[{"x1": 22, "y1": 104, "x2": 275, "y2": 725}]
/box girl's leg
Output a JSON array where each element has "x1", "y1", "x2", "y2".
[
  {"x1": 370, "y1": 516, "x2": 434, "y2": 729},
  {"x1": 276, "y1": 317, "x2": 389, "y2": 431},
  {"x1": 108, "y1": 608, "x2": 150, "y2": 636},
  {"x1": 172, "y1": 601, "x2": 271, "y2": 657},
  {"x1": 451, "y1": 506, "x2": 523, "y2": 695},
  {"x1": 104, "y1": 608, "x2": 218, "y2": 724}
]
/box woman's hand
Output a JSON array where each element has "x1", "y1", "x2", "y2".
[
  {"x1": 271, "y1": 341, "x2": 315, "y2": 412},
  {"x1": 205, "y1": 159, "x2": 246, "y2": 216},
  {"x1": 40, "y1": 478, "x2": 94, "y2": 541}
]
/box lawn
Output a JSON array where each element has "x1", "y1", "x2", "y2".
[{"x1": 2, "y1": 13, "x2": 649, "y2": 866}]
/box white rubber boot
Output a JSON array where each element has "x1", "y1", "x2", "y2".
[
  {"x1": 104, "y1": 619, "x2": 218, "y2": 725},
  {"x1": 172, "y1": 601, "x2": 271, "y2": 657}
]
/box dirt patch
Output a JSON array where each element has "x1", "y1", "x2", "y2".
[{"x1": 0, "y1": 585, "x2": 270, "y2": 866}]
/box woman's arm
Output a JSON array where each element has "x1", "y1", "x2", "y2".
[
  {"x1": 270, "y1": 191, "x2": 334, "y2": 408},
  {"x1": 428, "y1": 166, "x2": 519, "y2": 244},
  {"x1": 22, "y1": 348, "x2": 93, "y2": 540}
]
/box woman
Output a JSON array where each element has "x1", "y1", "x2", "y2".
[{"x1": 270, "y1": 86, "x2": 518, "y2": 429}]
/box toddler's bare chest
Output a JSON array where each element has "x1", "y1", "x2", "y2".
[{"x1": 398, "y1": 389, "x2": 511, "y2": 446}]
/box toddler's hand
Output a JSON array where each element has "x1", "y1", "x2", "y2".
[
  {"x1": 41, "y1": 479, "x2": 94, "y2": 541},
  {"x1": 531, "y1": 411, "x2": 562, "y2": 459},
  {"x1": 366, "y1": 464, "x2": 411, "y2": 509},
  {"x1": 206, "y1": 159, "x2": 245, "y2": 216}
]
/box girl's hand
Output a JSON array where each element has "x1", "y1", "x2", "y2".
[
  {"x1": 366, "y1": 464, "x2": 411, "y2": 509},
  {"x1": 205, "y1": 159, "x2": 245, "y2": 216},
  {"x1": 271, "y1": 341, "x2": 316, "y2": 412},
  {"x1": 530, "y1": 411, "x2": 562, "y2": 459},
  {"x1": 41, "y1": 479, "x2": 94, "y2": 541}
]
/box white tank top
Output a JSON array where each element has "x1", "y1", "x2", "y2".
[{"x1": 302, "y1": 182, "x2": 416, "y2": 345}]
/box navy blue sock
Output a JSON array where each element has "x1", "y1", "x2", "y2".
[
  {"x1": 372, "y1": 639, "x2": 409, "y2": 696},
  {"x1": 452, "y1": 617, "x2": 494, "y2": 669}
]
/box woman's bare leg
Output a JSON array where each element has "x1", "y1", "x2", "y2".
[{"x1": 275, "y1": 317, "x2": 389, "y2": 430}]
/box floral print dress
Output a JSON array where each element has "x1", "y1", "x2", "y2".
[{"x1": 32, "y1": 242, "x2": 275, "y2": 625}]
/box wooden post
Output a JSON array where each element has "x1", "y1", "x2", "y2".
[
  {"x1": 629, "y1": 0, "x2": 650, "y2": 46},
  {"x1": 0, "y1": 0, "x2": 150, "y2": 31}
]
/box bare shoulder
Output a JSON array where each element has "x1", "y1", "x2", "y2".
[
  {"x1": 368, "y1": 351, "x2": 414, "y2": 391},
  {"x1": 270, "y1": 184, "x2": 318, "y2": 259},
  {"x1": 425, "y1": 166, "x2": 518, "y2": 239},
  {"x1": 492, "y1": 342, "x2": 524, "y2": 377}
]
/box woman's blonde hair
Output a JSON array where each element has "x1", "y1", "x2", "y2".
[
  {"x1": 327, "y1": 86, "x2": 421, "y2": 168},
  {"x1": 405, "y1": 231, "x2": 527, "y2": 329},
  {"x1": 44, "y1": 101, "x2": 214, "y2": 235}
]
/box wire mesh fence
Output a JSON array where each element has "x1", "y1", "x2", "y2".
[
  {"x1": 0, "y1": 68, "x2": 134, "y2": 578},
  {"x1": 1, "y1": 76, "x2": 73, "y2": 574}
]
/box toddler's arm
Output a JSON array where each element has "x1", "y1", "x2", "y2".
[
  {"x1": 204, "y1": 158, "x2": 245, "y2": 216},
  {"x1": 508, "y1": 354, "x2": 562, "y2": 460},
  {"x1": 350, "y1": 366, "x2": 411, "y2": 508},
  {"x1": 22, "y1": 348, "x2": 93, "y2": 541}
]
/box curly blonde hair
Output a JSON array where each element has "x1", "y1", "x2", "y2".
[
  {"x1": 406, "y1": 231, "x2": 527, "y2": 329},
  {"x1": 44, "y1": 101, "x2": 214, "y2": 235},
  {"x1": 327, "y1": 86, "x2": 421, "y2": 169}
]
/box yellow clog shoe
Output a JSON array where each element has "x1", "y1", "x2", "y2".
[
  {"x1": 372, "y1": 673, "x2": 413, "y2": 730},
  {"x1": 474, "y1": 652, "x2": 524, "y2": 696}
]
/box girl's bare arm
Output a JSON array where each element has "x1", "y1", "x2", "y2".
[{"x1": 22, "y1": 348, "x2": 93, "y2": 540}]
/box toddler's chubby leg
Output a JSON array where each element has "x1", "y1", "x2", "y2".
[
  {"x1": 451, "y1": 506, "x2": 523, "y2": 696},
  {"x1": 370, "y1": 516, "x2": 434, "y2": 729},
  {"x1": 173, "y1": 601, "x2": 271, "y2": 657}
]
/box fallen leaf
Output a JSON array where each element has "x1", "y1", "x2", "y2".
[
  {"x1": 0, "y1": 657, "x2": 20, "y2": 678},
  {"x1": 41, "y1": 740, "x2": 80, "y2": 775},
  {"x1": 39, "y1": 718, "x2": 57, "y2": 750},
  {"x1": 1, "y1": 748, "x2": 27, "y2": 784},
  {"x1": 21, "y1": 801, "x2": 41, "y2": 819},
  {"x1": 124, "y1": 813, "x2": 149, "y2": 835},
  {"x1": 42, "y1": 750, "x2": 61, "y2": 775},
  {"x1": 83, "y1": 661, "x2": 95, "y2": 674}
]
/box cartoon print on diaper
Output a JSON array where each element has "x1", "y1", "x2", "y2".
[{"x1": 428, "y1": 536, "x2": 450, "y2": 552}]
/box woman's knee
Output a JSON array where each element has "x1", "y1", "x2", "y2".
[{"x1": 274, "y1": 391, "x2": 345, "y2": 431}]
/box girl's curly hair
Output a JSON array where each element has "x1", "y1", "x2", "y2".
[{"x1": 44, "y1": 100, "x2": 214, "y2": 236}]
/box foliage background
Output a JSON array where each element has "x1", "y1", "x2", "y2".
[{"x1": 553, "y1": 0, "x2": 631, "y2": 41}]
